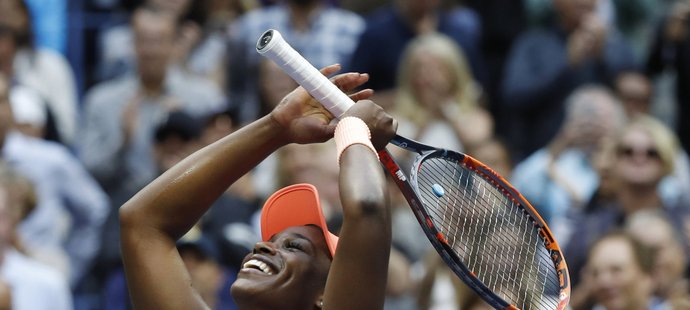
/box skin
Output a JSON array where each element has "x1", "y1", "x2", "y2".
[
  {"x1": 232, "y1": 226, "x2": 332, "y2": 309},
  {"x1": 588, "y1": 236, "x2": 652, "y2": 310},
  {"x1": 120, "y1": 64, "x2": 397, "y2": 310},
  {"x1": 614, "y1": 127, "x2": 664, "y2": 188},
  {"x1": 0, "y1": 74, "x2": 12, "y2": 149},
  {"x1": 626, "y1": 215, "x2": 687, "y2": 299}
]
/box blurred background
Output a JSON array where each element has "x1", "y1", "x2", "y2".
[{"x1": 0, "y1": 0, "x2": 690, "y2": 309}]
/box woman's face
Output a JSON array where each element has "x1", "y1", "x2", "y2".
[
  {"x1": 409, "y1": 50, "x2": 454, "y2": 108},
  {"x1": 614, "y1": 127, "x2": 664, "y2": 187},
  {"x1": 231, "y1": 225, "x2": 331, "y2": 308}
]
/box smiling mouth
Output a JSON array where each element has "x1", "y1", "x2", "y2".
[{"x1": 242, "y1": 259, "x2": 276, "y2": 275}]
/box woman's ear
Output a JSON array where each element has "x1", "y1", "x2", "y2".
[{"x1": 314, "y1": 296, "x2": 324, "y2": 309}]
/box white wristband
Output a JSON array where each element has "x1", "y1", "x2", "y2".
[{"x1": 334, "y1": 117, "x2": 378, "y2": 165}]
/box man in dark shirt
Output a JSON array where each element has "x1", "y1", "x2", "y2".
[{"x1": 501, "y1": 0, "x2": 636, "y2": 160}]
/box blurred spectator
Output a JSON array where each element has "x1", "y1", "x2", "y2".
[
  {"x1": 102, "y1": 109, "x2": 251, "y2": 309},
  {"x1": 0, "y1": 0, "x2": 79, "y2": 146},
  {"x1": 177, "y1": 232, "x2": 238, "y2": 310},
  {"x1": 0, "y1": 73, "x2": 109, "y2": 287},
  {"x1": 626, "y1": 209, "x2": 690, "y2": 309},
  {"x1": 99, "y1": 0, "x2": 243, "y2": 90},
  {"x1": 511, "y1": 85, "x2": 625, "y2": 229},
  {"x1": 227, "y1": 0, "x2": 364, "y2": 123},
  {"x1": 152, "y1": 111, "x2": 204, "y2": 174},
  {"x1": 0, "y1": 162, "x2": 73, "y2": 310},
  {"x1": 614, "y1": 70, "x2": 653, "y2": 117},
  {"x1": 347, "y1": 0, "x2": 484, "y2": 109},
  {"x1": 79, "y1": 6, "x2": 225, "y2": 207},
  {"x1": 576, "y1": 231, "x2": 657, "y2": 310},
  {"x1": 526, "y1": 0, "x2": 667, "y2": 59},
  {"x1": 646, "y1": 0, "x2": 690, "y2": 153},
  {"x1": 564, "y1": 115, "x2": 690, "y2": 289},
  {"x1": 79, "y1": 8, "x2": 225, "y2": 295},
  {"x1": 501, "y1": 0, "x2": 636, "y2": 160},
  {"x1": 394, "y1": 33, "x2": 491, "y2": 153},
  {"x1": 414, "y1": 251, "x2": 493, "y2": 310}
]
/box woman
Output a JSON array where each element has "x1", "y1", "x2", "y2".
[
  {"x1": 395, "y1": 33, "x2": 492, "y2": 152},
  {"x1": 119, "y1": 65, "x2": 398, "y2": 309}
]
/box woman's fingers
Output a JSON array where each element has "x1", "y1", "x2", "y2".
[
  {"x1": 332, "y1": 73, "x2": 369, "y2": 93},
  {"x1": 319, "y1": 64, "x2": 342, "y2": 77},
  {"x1": 349, "y1": 89, "x2": 374, "y2": 102}
]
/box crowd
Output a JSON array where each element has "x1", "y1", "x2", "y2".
[{"x1": 0, "y1": 0, "x2": 689, "y2": 309}]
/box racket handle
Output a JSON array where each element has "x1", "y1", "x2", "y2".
[{"x1": 256, "y1": 29, "x2": 355, "y2": 118}]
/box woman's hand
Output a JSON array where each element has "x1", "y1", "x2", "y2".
[
  {"x1": 270, "y1": 64, "x2": 373, "y2": 144},
  {"x1": 342, "y1": 100, "x2": 398, "y2": 150}
]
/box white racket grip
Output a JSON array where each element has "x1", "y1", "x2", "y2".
[{"x1": 256, "y1": 29, "x2": 355, "y2": 118}]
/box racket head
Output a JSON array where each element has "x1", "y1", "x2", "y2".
[{"x1": 408, "y1": 149, "x2": 570, "y2": 310}]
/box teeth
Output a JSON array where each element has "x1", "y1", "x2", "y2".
[{"x1": 243, "y1": 259, "x2": 274, "y2": 275}]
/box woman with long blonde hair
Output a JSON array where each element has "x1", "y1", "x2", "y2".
[{"x1": 395, "y1": 33, "x2": 492, "y2": 152}]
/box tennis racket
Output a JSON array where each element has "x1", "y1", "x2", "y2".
[{"x1": 257, "y1": 29, "x2": 570, "y2": 310}]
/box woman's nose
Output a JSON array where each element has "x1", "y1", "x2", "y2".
[{"x1": 253, "y1": 241, "x2": 277, "y2": 255}]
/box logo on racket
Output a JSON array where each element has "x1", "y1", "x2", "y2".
[{"x1": 395, "y1": 170, "x2": 407, "y2": 181}]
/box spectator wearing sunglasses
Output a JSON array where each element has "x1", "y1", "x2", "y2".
[{"x1": 565, "y1": 114, "x2": 690, "y2": 296}]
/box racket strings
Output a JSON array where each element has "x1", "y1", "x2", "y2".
[{"x1": 416, "y1": 157, "x2": 560, "y2": 310}]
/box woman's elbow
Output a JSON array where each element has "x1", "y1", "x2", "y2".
[{"x1": 345, "y1": 189, "x2": 388, "y2": 220}]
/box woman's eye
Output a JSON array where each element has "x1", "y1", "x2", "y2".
[{"x1": 286, "y1": 240, "x2": 304, "y2": 251}]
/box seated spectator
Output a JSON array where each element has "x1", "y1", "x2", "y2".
[
  {"x1": 511, "y1": 85, "x2": 625, "y2": 230},
  {"x1": 501, "y1": 0, "x2": 636, "y2": 160},
  {"x1": 0, "y1": 73, "x2": 109, "y2": 287},
  {"x1": 85, "y1": 12, "x2": 227, "y2": 291},
  {"x1": 99, "y1": 0, "x2": 237, "y2": 90},
  {"x1": 347, "y1": 0, "x2": 484, "y2": 109},
  {"x1": 153, "y1": 111, "x2": 205, "y2": 174},
  {"x1": 626, "y1": 209, "x2": 690, "y2": 308},
  {"x1": 394, "y1": 33, "x2": 492, "y2": 153},
  {"x1": 227, "y1": 0, "x2": 364, "y2": 123},
  {"x1": 564, "y1": 114, "x2": 690, "y2": 289},
  {"x1": 79, "y1": 6, "x2": 225, "y2": 208},
  {"x1": 0, "y1": 162, "x2": 73, "y2": 310},
  {"x1": 577, "y1": 231, "x2": 657, "y2": 310},
  {"x1": 415, "y1": 249, "x2": 500, "y2": 309},
  {"x1": 0, "y1": 0, "x2": 78, "y2": 146}
]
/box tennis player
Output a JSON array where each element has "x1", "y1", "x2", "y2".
[{"x1": 119, "y1": 65, "x2": 397, "y2": 309}]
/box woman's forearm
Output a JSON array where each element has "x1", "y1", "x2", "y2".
[{"x1": 120, "y1": 115, "x2": 288, "y2": 239}]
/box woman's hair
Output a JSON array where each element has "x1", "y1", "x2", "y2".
[
  {"x1": 395, "y1": 33, "x2": 481, "y2": 124},
  {"x1": 614, "y1": 114, "x2": 679, "y2": 176}
]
